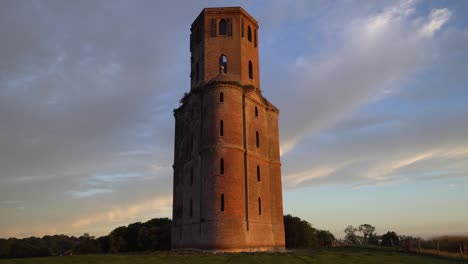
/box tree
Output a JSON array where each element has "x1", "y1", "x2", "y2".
[
  {"x1": 381, "y1": 231, "x2": 399, "y2": 247},
  {"x1": 137, "y1": 226, "x2": 152, "y2": 250},
  {"x1": 283, "y1": 215, "x2": 318, "y2": 248},
  {"x1": 358, "y1": 224, "x2": 376, "y2": 245},
  {"x1": 344, "y1": 225, "x2": 358, "y2": 244},
  {"x1": 317, "y1": 230, "x2": 335, "y2": 247}
]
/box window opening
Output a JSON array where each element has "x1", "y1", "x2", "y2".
[
  {"x1": 219, "y1": 19, "x2": 227, "y2": 35},
  {"x1": 219, "y1": 55, "x2": 227, "y2": 73},
  {"x1": 220, "y1": 158, "x2": 224, "y2": 175},
  {"x1": 256, "y1": 131, "x2": 260, "y2": 148}
]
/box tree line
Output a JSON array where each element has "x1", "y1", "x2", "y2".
[
  {"x1": 0, "y1": 218, "x2": 171, "y2": 258},
  {"x1": 0, "y1": 215, "x2": 335, "y2": 258}
]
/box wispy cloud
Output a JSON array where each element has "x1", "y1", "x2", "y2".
[
  {"x1": 69, "y1": 188, "x2": 113, "y2": 199},
  {"x1": 277, "y1": 0, "x2": 452, "y2": 155},
  {"x1": 72, "y1": 195, "x2": 172, "y2": 228}
]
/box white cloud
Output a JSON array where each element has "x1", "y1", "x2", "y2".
[
  {"x1": 276, "y1": 0, "x2": 452, "y2": 155},
  {"x1": 420, "y1": 8, "x2": 452, "y2": 36},
  {"x1": 72, "y1": 195, "x2": 172, "y2": 229}
]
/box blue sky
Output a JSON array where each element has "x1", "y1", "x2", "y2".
[{"x1": 0, "y1": 0, "x2": 467, "y2": 239}]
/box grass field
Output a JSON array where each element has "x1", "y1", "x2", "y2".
[{"x1": 0, "y1": 247, "x2": 467, "y2": 264}]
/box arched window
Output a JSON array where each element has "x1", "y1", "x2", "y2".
[
  {"x1": 190, "y1": 167, "x2": 194, "y2": 186},
  {"x1": 219, "y1": 55, "x2": 227, "y2": 73},
  {"x1": 219, "y1": 19, "x2": 227, "y2": 35},
  {"x1": 256, "y1": 131, "x2": 260, "y2": 148},
  {"x1": 220, "y1": 92, "x2": 224, "y2": 102},
  {"x1": 254, "y1": 29, "x2": 257, "y2": 47},
  {"x1": 248, "y1": 61, "x2": 253, "y2": 79},
  {"x1": 248, "y1": 26, "x2": 252, "y2": 42},
  {"x1": 220, "y1": 158, "x2": 224, "y2": 175},
  {"x1": 221, "y1": 194, "x2": 225, "y2": 212},
  {"x1": 220, "y1": 120, "x2": 224, "y2": 136},
  {"x1": 190, "y1": 199, "x2": 193, "y2": 217},
  {"x1": 257, "y1": 165, "x2": 260, "y2": 182},
  {"x1": 255, "y1": 106, "x2": 258, "y2": 117},
  {"x1": 258, "y1": 197, "x2": 262, "y2": 215}
]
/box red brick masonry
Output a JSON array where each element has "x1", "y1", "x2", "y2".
[{"x1": 172, "y1": 7, "x2": 285, "y2": 252}]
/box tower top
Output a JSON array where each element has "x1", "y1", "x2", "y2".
[
  {"x1": 191, "y1": 7, "x2": 258, "y2": 30},
  {"x1": 189, "y1": 6, "x2": 261, "y2": 90}
]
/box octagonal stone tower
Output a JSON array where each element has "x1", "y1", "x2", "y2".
[{"x1": 172, "y1": 7, "x2": 285, "y2": 252}]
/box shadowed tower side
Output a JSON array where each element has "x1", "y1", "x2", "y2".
[{"x1": 172, "y1": 7, "x2": 285, "y2": 252}]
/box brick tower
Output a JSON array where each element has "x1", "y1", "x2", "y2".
[{"x1": 172, "y1": 7, "x2": 285, "y2": 252}]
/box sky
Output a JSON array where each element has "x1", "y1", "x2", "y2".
[{"x1": 1, "y1": 0, "x2": 467, "y2": 239}]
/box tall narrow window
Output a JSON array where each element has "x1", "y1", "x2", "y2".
[
  {"x1": 248, "y1": 26, "x2": 252, "y2": 42},
  {"x1": 256, "y1": 131, "x2": 260, "y2": 148},
  {"x1": 254, "y1": 29, "x2": 257, "y2": 47},
  {"x1": 220, "y1": 92, "x2": 224, "y2": 103},
  {"x1": 257, "y1": 165, "x2": 260, "y2": 182},
  {"x1": 255, "y1": 106, "x2": 258, "y2": 117},
  {"x1": 196, "y1": 62, "x2": 200, "y2": 81},
  {"x1": 211, "y1": 18, "x2": 217, "y2": 37},
  {"x1": 258, "y1": 197, "x2": 262, "y2": 215},
  {"x1": 221, "y1": 194, "x2": 225, "y2": 212},
  {"x1": 219, "y1": 55, "x2": 227, "y2": 73},
  {"x1": 220, "y1": 158, "x2": 224, "y2": 175},
  {"x1": 220, "y1": 120, "x2": 224, "y2": 136},
  {"x1": 248, "y1": 61, "x2": 253, "y2": 79},
  {"x1": 219, "y1": 19, "x2": 227, "y2": 35},
  {"x1": 241, "y1": 19, "x2": 244, "y2": 38},
  {"x1": 190, "y1": 199, "x2": 193, "y2": 217},
  {"x1": 190, "y1": 167, "x2": 194, "y2": 186}
]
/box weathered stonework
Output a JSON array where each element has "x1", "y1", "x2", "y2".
[{"x1": 172, "y1": 7, "x2": 285, "y2": 252}]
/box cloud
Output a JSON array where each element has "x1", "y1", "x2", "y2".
[
  {"x1": 69, "y1": 188, "x2": 113, "y2": 199},
  {"x1": 420, "y1": 8, "x2": 452, "y2": 36},
  {"x1": 72, "y1": 195, "x2": 172, "y2": 229},
  {"x1": 274, "y1": 0, "x2": 451, "y2": 155}
]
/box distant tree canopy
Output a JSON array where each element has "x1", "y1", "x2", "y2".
[
  {"x1": 1, "y1": 215, "x2": 336, "y2": 258},
  {"x1": 283, "y1": 214, "x2": 335, "y2": 249},
  {"x1": 381, "y1": 231, "x2": 399, "y2": 247},
  {"x1": 0, "y1": 218, "x2": 172, "y2": 259}
]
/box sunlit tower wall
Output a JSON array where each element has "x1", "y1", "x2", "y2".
[{"x1": 172, "y1": 7, "x2": 285, "y2": 252}]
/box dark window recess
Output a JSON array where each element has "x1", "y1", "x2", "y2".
[
  {"x1": 190, "y1": 167, "x2": 194, "y2": 186},
  {"x1": 219, "y1": 19, "x2": 227, "y2": 35},
  {"x1": 219, "y1": 55, "x2": 227, "y2": 73},
  {"x1": 256, "y1": 131, "x2": 260, "y2": 148},
  {"x1": 254, "y1": 29, "x2": 257, "y2": 47},
  {"x1": 221, "y1": 194, "x2": 225, "y2": 212},
  {"x1": 257, "y1": 165, "x2": 261, "y2": 182},
  {"x1": 190, "y1": 199, "x2": 193, "y2": 217},
  {"x1": 211, "y1": 18, "x2": 217, "y2": 37},
  {"x1": 255, "y1": 106, "x2": 258, "y2": 117},
  {"x1": 249, "y1": 61, "x2": 253, "y2": 79},
  {"x1": 220, "y1": 120, "x2": 224, "y2": 136},
  {"x1": 220, "y1": 158, "x2": 224, "y2": 175},
  {"x1": 220, "y1": 92, "x2": 224, "y2": 102},
  {"x1": 248, "y1": 26, "x2": 252, "y2": 42},
  {"x1": 258, "y1": 197, "x2": 262, "y2": 215},
  {"x1": 196, "y1": 62, "x2": 200, "y2": 81}
]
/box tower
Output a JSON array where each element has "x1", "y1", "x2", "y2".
[{"x1": 172, "y1": 7, "x2": 285, "y2": 252}]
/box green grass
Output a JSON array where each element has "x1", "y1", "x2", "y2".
[{"x1": 0, "y1": 247, "x2": 467, "y2": 264}]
